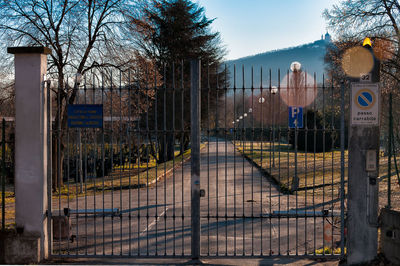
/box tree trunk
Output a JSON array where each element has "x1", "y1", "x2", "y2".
[{"x1": 158, "y1": 133, "x2": 175, "y2": 163}]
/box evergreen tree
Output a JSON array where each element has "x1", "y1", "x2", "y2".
[{"x1": 132, "y1": 0, "x2": 227, "y2": 162}]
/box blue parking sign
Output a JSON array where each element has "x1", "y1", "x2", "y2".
[{"x1": 288, "y1": 106, "x2": 303, "y2": 128}]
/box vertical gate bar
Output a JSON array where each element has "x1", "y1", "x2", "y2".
[
  {"x1": 330, "y1": 78, "x2": 335, "y2": 254},
  {"x1": 269, "y1": 69, "x2": 272, "y2": 177},
  {"x1": 313, "y1": 74, "x2": 317, "y2": 255},
  {"x1": 180, "y1": 60, "x2": 184, "y2": 256},
  {"x1": 72, "y1": 76, "x2": 77, "y2": 256},
  {"x1": 154, "y1": 65, "x2": 158, "y2": 256},
  {"x1": 190, "y1": 59, "x2": 201, "y2": 260},
  {"x1": 242, "y1": 65, "x2": 245, "y2": 255},
  {"x1": 1, "y1": 119, "x2": 4, "y2": 232},
  {"x1": 223, "y1": 65, "x2": 228, "y2": 256},
  {"x1": 259, "y1": 67, "x2": 263, "y2": 255},
  {"x1": 269, "y1": 69, "x2": 272, "y2": 255},
  {"x1": 387, "y1": 92, "x2": 392, "y2": 208},
  {"x1": 92, "y1": 72, "x2": 97, "y2": 255},
  {"x1": 322, "y1": 77, "x2": 326, "y2": 255},
  {"x1": 233, "y1": 64, "x2": 237, "y2": 255},
  {"x1": 206, "y1": 62, "x2": 210, "y2": 256},
  {"x1": 304, "y1": 72, "x2": 308, "y2": 255},
  {"x1": 101, "y1": 73, "x2": 105, "y2": 255},
  {"x1": 172, "y1": 62, "x2": 176, "y2": 256},
  {"x1": 57, "y1": 81, "x2": 62, "y2": 255},
  {"x1": 286, "y1": 70, "x2": 290, "y2": 255},
  {"x1": 75, "y1": 125, "x2": 79, "y2": 255},
  {"x1": 260, "y1": 71, "x2": 264, "y2": 180},
  {"x1": 339, "y1": 81, "x2": 345, "y2": 258},
  {"x1": 127, "y1": 69, "x2": 132, "y2": 256},
  {"x1": 224, "y1": 64, "x2": 228, "y2": 256},
  {"x1": 278, "y1": 69, "x2": 281, "y2": 255},
  {"x1": 119, "y1": 71, "x2": 123, "y2": 256},
  {"x1": 163, "y1": 64, "x2": 167, "y2": 256},
  {"x1": 294, "y1": 71, "x2": 298, "y2": 256},
  {"x1": 251, "y1": 66, "x2": 254, "y2": 256},
  {"x1": 110, "y1": 71, "x2": 115, "y2": 255},
  {"x1": 144, "y1": 67, "x2": 150, "y2": 256},
  {"x1": 135, "y1": 68, "x2": 141, "y2": 256},
  {"x1": 66, "y1": 79, "x2": 70, "y2": 255},
  {"x1": 46, "y1": 81, "x2": 52, "y2": 254},
  {"x1": 84, "y1": 75, "x2": 88, "y2": 256},
  {"x1": 144, "y1": 67, "x2": 149, "y2": 256},
  {"x1": 77, "y1": 80, "x2": 82, "y2": 254},
  {"x1": 222, "y1": 62, "x2": 228, "y2": 256},
  {"x1": 215, "y1": 63, "x2": 219, "y2": 256}
]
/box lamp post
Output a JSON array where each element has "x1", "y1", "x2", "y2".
[
  {"x1": 290, "y1": 62, "x2": 301, "y2": 192},
  {"x1": 243, "y1": 113, "x2": 248, "y2": 151},
  {"x1": 239, "y1": 115, "x2": 243, "y2": 148},
  {"x1": 231, "y1": 121, "x2": 235, "y2": 140},
  {"x1": 236, "y1": 119, "x2": 239, "y2": 144},
  {"x1": 271, "y1": 86, "x2": 278, "y2": 167}
]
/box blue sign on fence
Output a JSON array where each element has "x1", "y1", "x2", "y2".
[
  {"x1": 67, "y1": 104, "x2": 103, "y2": 128},
  {"x1": 288, "y1": 106, "x2": 303, "y2": 128}
]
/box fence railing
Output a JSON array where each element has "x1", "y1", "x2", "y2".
[
  {"x1": 384, "y1": 92, "x2": 400, "y2": 211},
  {"x1": 1, "y1": 119, "x2": 5, "y2": 231},
  {"x1": 0, "y1": 118, "x2": 15, "y2": 231}
]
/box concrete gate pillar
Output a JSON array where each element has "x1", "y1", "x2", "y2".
[{"x1": 7, "y1": 47, "x2": 51, "y2": 262}]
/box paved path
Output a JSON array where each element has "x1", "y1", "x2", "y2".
[{"x1": 52, "y1": 139, "x2": 331, "y2": 257}]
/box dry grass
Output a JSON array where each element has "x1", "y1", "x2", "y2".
[
  {"x1": 53, "y1": 147, "x2": 194, "y2": 199},
  {"x1": 234, "y1": 141, "x2": 400, "y2": 210},
  {"x1": 1, "y1": 144, "x2": 205, "y2": 228}
]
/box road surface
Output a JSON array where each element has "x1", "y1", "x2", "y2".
[{"x1": 52, "y1": 139, "x2": 333, "y2": 257}]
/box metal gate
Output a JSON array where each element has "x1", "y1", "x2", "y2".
[{"x1": 49, "y1": 60, "x2": 347, "y2": 259}]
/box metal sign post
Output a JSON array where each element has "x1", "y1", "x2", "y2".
[{"x1": 347, "y1": 39, "x2": 380, "y2": 265}]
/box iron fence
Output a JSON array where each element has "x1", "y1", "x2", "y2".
[
  {"x1": 48, "y1": 61, "x2": 348, "y2": 259},
  {"x1": 382, "y1": 91, "x2": 400, "y2": 212},
  {"x1": 0, "y1": 118, "x2": 15, "y2": 231},
  {"x1": 200, "y1": 66, "x2": 347, "y2": 257},
  {"x1": 50, "y1": 62, "x2": 194, "y2": 257}
]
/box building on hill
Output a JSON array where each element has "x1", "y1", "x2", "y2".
[
  {"x1": 324, "y1": 32, "x2": 332, "y2": 43},
  {"x1": 320, "y1": 32, "x2": 332, "y2": 43},
  {"x1": 225, "y1": 33, "x2": 333, "y2": 87}
]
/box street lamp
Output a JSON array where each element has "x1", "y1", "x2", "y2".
[
  {"x1": 290, "y1": 61, "x2": 301, "y2": 72},
  {"x1": 258, "y1": 97, "x2": 265, "y2": 104},
  {"x1": 243, "y1": 113, "x2": 247, "y2": 117}
]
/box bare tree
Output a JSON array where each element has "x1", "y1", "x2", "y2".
[
  {"x1": 0, "y1": 0, "x2": 144, "y2": 189},
  {"x1": 324, "y1": 0, "x2": 400, "y2": 83}
]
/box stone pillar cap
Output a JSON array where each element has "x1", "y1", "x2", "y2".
[{"x1": 7, "y1": 46, "x2": 52, "y2": 55}]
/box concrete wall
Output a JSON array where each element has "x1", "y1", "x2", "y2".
[
  {"x1": 380, "y1": 208, "x2": 400, "y2": 265},
  {"x1": 0, "y1": 230, "x2": 41, "y2": 264}
]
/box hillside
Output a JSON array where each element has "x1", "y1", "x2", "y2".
[{"x1": 224, "y1": 34, "x2": 332, "y2": 88}]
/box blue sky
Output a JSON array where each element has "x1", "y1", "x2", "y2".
[{"x1": 196, "y1": 0, "x2": 341, "y2": 60}]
